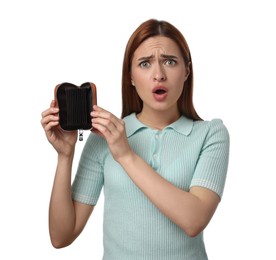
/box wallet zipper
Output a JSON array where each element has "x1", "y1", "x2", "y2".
[{"x1": 79, "y1": 129, "x2": 84, "y2": 141}]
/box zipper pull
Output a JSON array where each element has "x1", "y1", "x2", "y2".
[{"x1": 79, "y1": 129, "x2": 84, "y2": 141}]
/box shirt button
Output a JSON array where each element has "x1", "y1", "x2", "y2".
[{"x1": 153, "y1": 154, "x2": 158, "y2": 159}]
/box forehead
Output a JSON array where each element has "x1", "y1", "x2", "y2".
[{"x1": 134, "y1": 36, "x2": 181, "y2": 57}]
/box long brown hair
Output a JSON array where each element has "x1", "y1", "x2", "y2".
[{"x1": 121, "y1": 19, "x2": 202, "y2": 120}]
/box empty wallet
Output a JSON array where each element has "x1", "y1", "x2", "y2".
[{"x1": 54, "y1": 82, "x2": 97, "y2": 131}]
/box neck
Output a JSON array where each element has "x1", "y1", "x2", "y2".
[{"x1": 137, "y1": 108, "x2": 180, "y2": 130}]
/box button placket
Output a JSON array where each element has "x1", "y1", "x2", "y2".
[{"x1": 151, "y1": 131, "x2": 161, "y2": 170}]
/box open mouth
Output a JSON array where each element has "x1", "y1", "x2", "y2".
[
  {"x1": 155, "y1": 89, "x2": 167, "y2": 95},
  {"x1": 152, "y1": 86, "x2": 168, "y2": 95},
  {"x1": 152, "y1": 86, "x2": 168, "y2": 101}
]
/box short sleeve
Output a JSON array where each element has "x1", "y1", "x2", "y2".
[
  {"x1": 190, "y1": 119, "x2": 230, "y2": 198},
  {"x1": 72, "y1": 133, "x2": 104, "y2": 205}
]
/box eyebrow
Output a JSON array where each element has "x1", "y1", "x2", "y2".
[{"x1": 137, "y1": 54, "x2": 178, "y2": 61}]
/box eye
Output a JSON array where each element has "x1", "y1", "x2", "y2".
[
  {"x1": 139, "y1": 60, "x2": 150, "y2": 68},
  {"x1": 165, "y1": 59, "x2": 177, "y2": 66}
]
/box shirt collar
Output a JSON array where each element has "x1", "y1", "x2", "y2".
[
  {"x1": 124, "y1": 113, "x2": 193, "y2": 137},
  {"x1": 165, "y1": 115, "x2": 193, "y2": 136},
  {"x1": 124, "y1": 113, "x2": 147, "y2": 137}
]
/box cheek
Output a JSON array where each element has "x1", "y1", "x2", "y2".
[
  {"x1": 134, "y1": 85, "x2": 146, "y2": 100},
  {"x1": 132, "y1": 70, "x2": 149, "y2": 85},
  {"x1": 132, "y1": 74, "x2": 150, "y2": 96},
  {"x1": 174, "y1": 76, "x2": 186, "y2": 96},
  {"x1": 175, "y1": 86, "x2": 184, "y2": 101},
  {"x1": 174, "y1": 68, "x2": 187, "y2": 84}
]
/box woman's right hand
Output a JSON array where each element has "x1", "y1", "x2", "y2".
[{"x1": 41, "y1": 100, "x2": 78, "y2": 156}]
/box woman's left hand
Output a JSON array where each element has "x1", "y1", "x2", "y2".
[{"x1": 91, "y1": 105, "x2": 133, "y2": 162}]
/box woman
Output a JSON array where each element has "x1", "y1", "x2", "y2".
[{"x1": 41, "y1": 19, "x2": 230, "y2": 260}]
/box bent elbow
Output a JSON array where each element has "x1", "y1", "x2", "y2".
[
  {"x1": 181, "y1": 222, "x2": 205, "y2": 237},
  {"x1": 50, "y1": 239, "x2": 70, "y2": 249},
  {"x1": 50, "y1": 234, "x2": 74, "y2": 249},
  {"x1": 184, "y1": 227, "x2": 203, "y2": 237},
  {"x1": 51, "y1": 241, "x2": 65, "y2": 249}
]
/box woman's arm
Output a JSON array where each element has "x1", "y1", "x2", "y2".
[
  {"x1": 91, "y1": 105, "x2": 221, "y2": 237},
  {"x1": 49, "y1": 154, "x2": 94, "y2": 248},
  {"x1": 41, "y1": 101, "x2": 94, "y2": 248},
  {"x1": 117, "y1": 153, "x2": 220, "y2": 237}
]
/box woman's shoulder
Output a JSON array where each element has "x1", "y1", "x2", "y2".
[
  {"x1": 193, "y1": 118, "x2": 230, "y2": 140},
  {"x1": 194, "y1": 118, "x2": 228, "y2": 129}
]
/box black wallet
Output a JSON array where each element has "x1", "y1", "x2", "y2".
[{"x1": 54, "y1": 82, "x2": 97, "y2": 139}]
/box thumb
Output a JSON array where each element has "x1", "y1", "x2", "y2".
[{"x1": 50, "y1": 100, "x2": 57, "y2": 108}]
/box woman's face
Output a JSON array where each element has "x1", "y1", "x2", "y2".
[{"x1": 131, "y1": 36, "x2": 189, "y2": 115}]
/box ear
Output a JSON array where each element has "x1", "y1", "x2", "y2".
[
  {"x1": 184, "y1": 62, "x2": 191, "y2": 81},
  {"x1": 131, "y1": 79, "x2": 135, "y2": 86}
]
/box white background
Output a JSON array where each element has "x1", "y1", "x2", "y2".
[{"x1": 1, "y1": 0, "x2": 275, "y2": 259}]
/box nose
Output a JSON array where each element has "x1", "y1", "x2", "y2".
[{"x1": 153, "y1": 64, "x2": 167, "y2": 81}]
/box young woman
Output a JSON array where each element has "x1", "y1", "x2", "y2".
[{"x1": 41, "y1": 19, "x2": 230, "y2": 260}]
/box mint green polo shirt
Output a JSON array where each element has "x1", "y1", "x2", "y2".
[{"x1": 72, "y1": 113, "x2": 230, "y2": 260}]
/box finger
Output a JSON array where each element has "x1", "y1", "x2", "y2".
[
  {"x1": 92, "y1": 105, "x2": 122, "y2": 121},
  {"x1": 92, "y1": 117, "x2": 122, "y2": 137},
  {"x1": 44, "y1": 120, "x2": 59, "y2": 132},
  {"x1": 92, "y1": 121, "x2": 113, "y2": 138},
  {"x1": 92, "y1": 105, "x2": 114, "y2": 116},
  {"x1": 41, "y1": 106, "x2": 59, "y2": 119},
  {"x1": 92, "y1": 117, "x2": 118, "y2": 133},
  {"x1": 91, "y1": 127, "x2": 104, "y2": 137},
  {"x1": 41, "y1": 113, "x2": 59, "y2": 124},
  {"x1": 91, "y1": 106, "x2": 123, "y2": 128},
  {"x1": 93, "y1": 105, "x2": 102, "y2": 111},
  {"x1": 41, "y1": 114, "x2": 59, "y2": 128}
]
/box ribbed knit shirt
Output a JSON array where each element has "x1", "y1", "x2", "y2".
[{"x1": 72, "y1": 113, "x2": 230, "y2": 260}]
